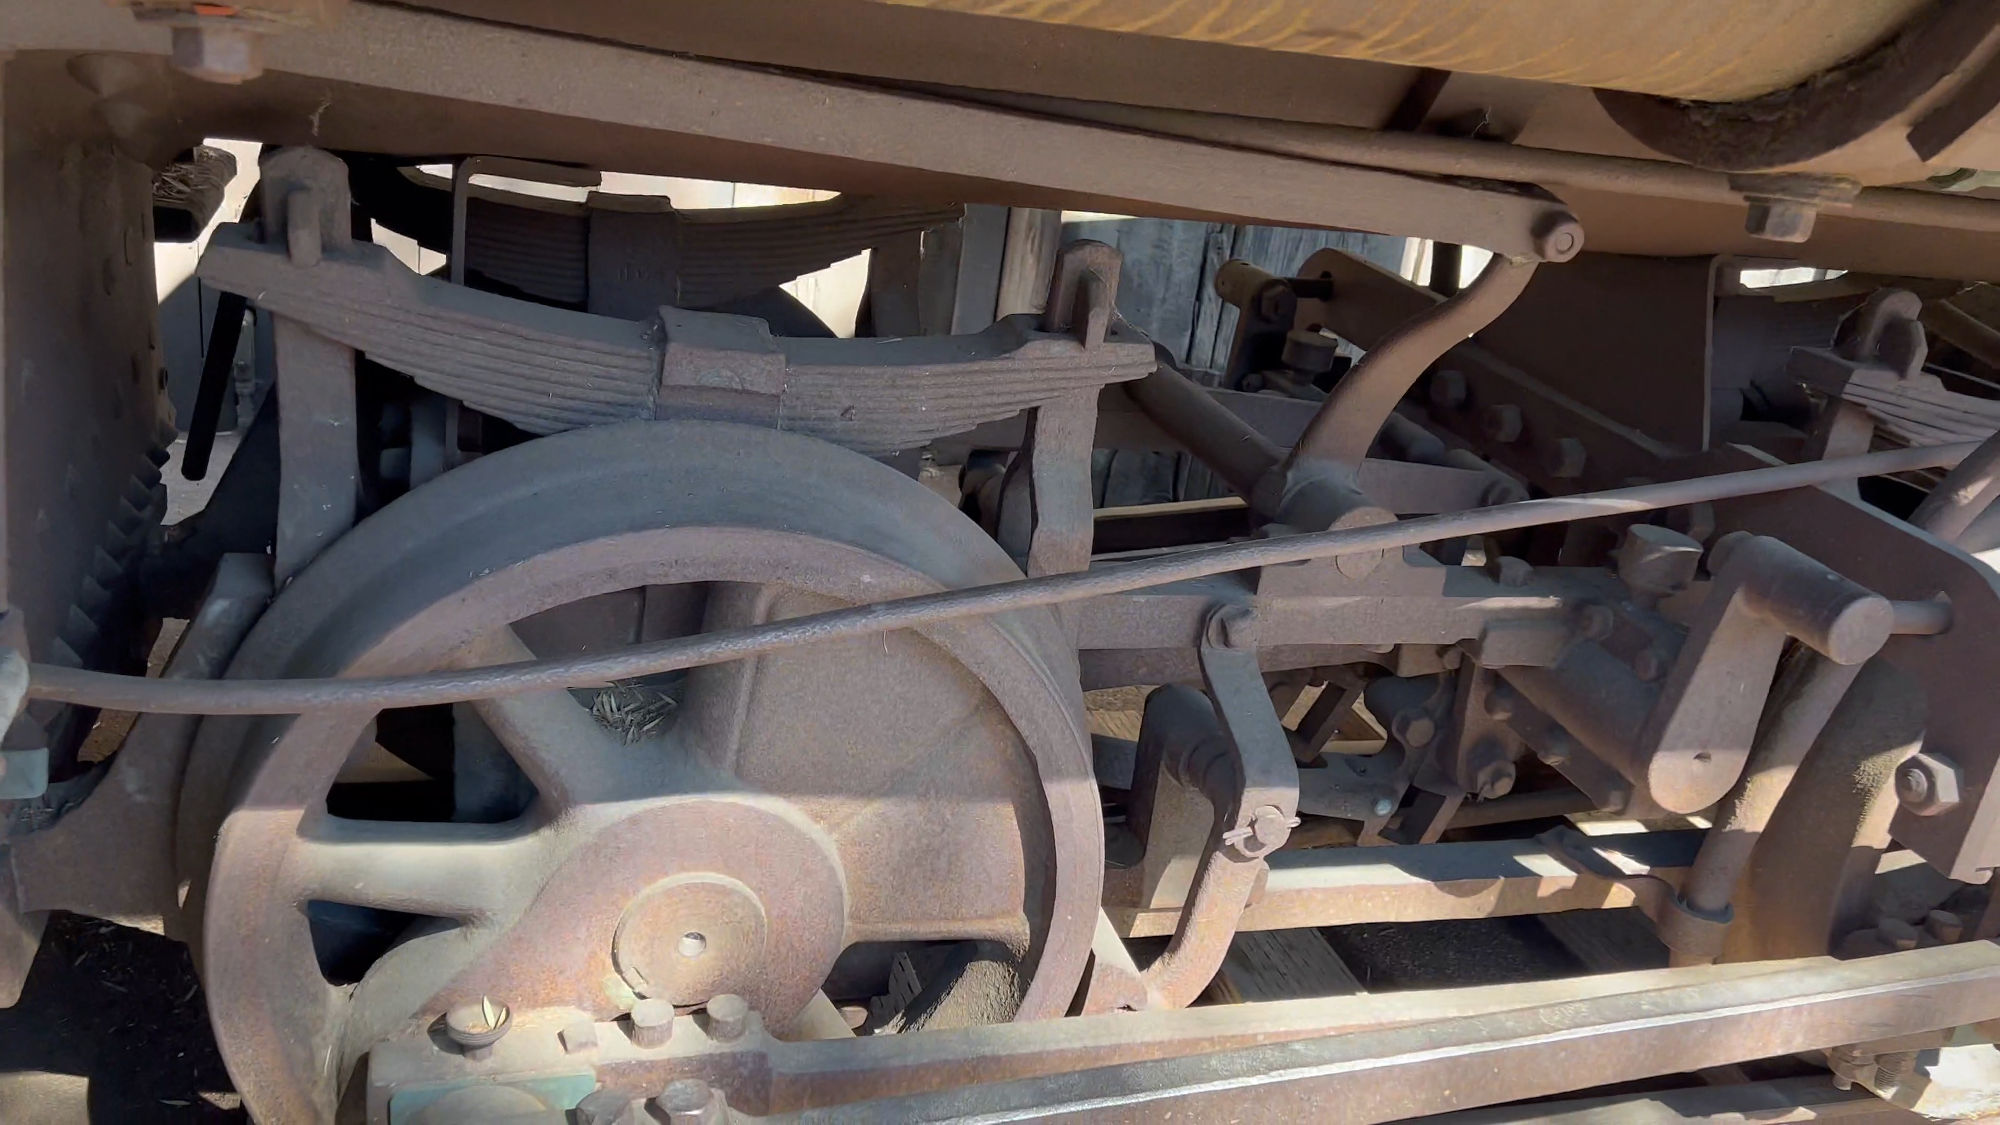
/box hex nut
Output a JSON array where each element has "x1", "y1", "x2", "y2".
[
  {"x1": 628, "y1": 997, "x2": 676, "y2": 1049},
  {"x1": 654, "y1": 1079, "x2": 727, "y2": 1123},
  {"x1": 1543, "y1": 437, "x2": 1588, "y2": 480},
  {"x1": 704, "y1": 993, "x2": 750, "y2": 1042},
  {"x1": 1429, "y1": 369, "x2": 1469, "y2": 411},
  {"x1": 576, "y1": 1088, "x2": 639, "y2": 1125},
  {"x1": 1896, "y1": 751, "x2": 1963, "y2": 816},
  {"x1": 1482, "y1": 403, "x2": 1524, "y2": 443},
  {"x1": 169, "y1": 21, "x2": 265, "y2": 85}
]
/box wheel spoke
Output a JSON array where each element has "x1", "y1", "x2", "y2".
[
  {"x1": 675, "y1": 583, "x2": 782, "y2": 774},
  {"x1": 288, "y1": 817, "x2": 542, "y2": 921},
  {"x1": 455, "y1": 626, "x2": 636, "y2": 806}
]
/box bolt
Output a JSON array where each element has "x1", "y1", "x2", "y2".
[
  {"x1": 1483, "y1": 685, "x2": 1520, "y2": 723},
  {"x1": 1207, "y1": 604, "x2": 1259, "y2": 650},
  {"x1": 628, "y1": 997, "x2": 676, "y2": 1049},
  {"x1": 1490, "y1": 555, "x2": 1533, "y2": 588},
  {"x1": 705, "y1": 994, "x2": 750, "y2": 1042},
  {"x1": 1578, "y1": 603, "x2": 1616, "y2": 642},
  {"x1": 575, "y1": 1088, "x2": 639, "y2": 1125},
  {"x1": 443, "y1": 996, "x2": 511, "y2": 1061},
  {"x1": 169, "y1": 19, "x2": 265, "y2": 84},
  {"x1": 1538, "y1": 731, "x2": 1575, "y2": 768},
  {"x1": 1632, "y1": 647, "x2": 1667, "y2": 683},
  {"x1": 1543, "y1": 437, "x2": 1587, "y2": 480},
  {"x1": 1371, "y1": 795, "x2": 1396, "y2": 818},
  {"x1": 1828, "y1": 1043, "x2": 1875, "y2": 1091},
  {"x1": 1248, "y1": 805, "x2": 1298, "y2": 852},
  {"x1": 1615, "y1": 524, "x2": 1703, "y2": 603},
  {"x1": 1875, "y1": 1050, "x2": 1918, "y2": 1087},
  {"x1": 1533, "y1": 213, "x2": 1585, "y2": 261},
  {"x1": 559, "y1": 1019, "x2": 599, "y2": 1055},
  {"x1": 1473, "y1": 759, "x2": 1517, "y2": 800},
  {"x1": 1744, "y1": 198, "x2": 1817, "y2": 243},
  {"x1": 1429, "y1": 369, "x2": 1468, "y2": 411},
  {"x1": 678, "y1": 931, "x2": 709, "y2": 959},
  {"x1": 1482, "y1": 403, "x2": 1524, "y2": 443},
  {"x1": 654, "y1": 1079, "x2": 728, "y2": 1123},
  {"x1": 1896, "y1": 751, "x2": 1964, "y2": 816},
  {"x1": 1927, "y1": 909, "x2": 1966, "y2": 944},
  {"x1": 1394, "y1": 712, "x2": 1438, "y2": 749}
]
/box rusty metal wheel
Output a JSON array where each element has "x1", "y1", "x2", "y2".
[{"x1": 177, "y1": 421, "x2": 1102, "y2": 1122}]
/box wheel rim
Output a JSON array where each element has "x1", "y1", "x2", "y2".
[{"x1": 180, "y1": 422, "x2": 1101, "y2": 1121}]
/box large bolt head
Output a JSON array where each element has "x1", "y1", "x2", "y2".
[
  {"x1": 1896, "y1": 751, "x2": 1963, "y2": 816},
  {"x1": 1615, "y1": 524, "x2": 1703, "y2": 600},
  {"x1": 628, "y1": 997, "x2": 676, "y2": 1049},
  {"x1": 170, "y1": 22, "x2": 264, "y2": 84},
  {"x1": 704, "y1": 993, "x2": 750, "y2": 1042}
]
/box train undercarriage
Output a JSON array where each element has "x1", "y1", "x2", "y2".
[{"x1": 8, "y1": 1, "x2": 2000, "y2": 1121}]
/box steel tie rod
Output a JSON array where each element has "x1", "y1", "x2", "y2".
[{"x1": 27, "y1": 442, "x2": 1981, "y2": 715}]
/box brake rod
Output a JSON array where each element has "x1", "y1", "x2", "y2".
[{"x1": 27, "y1": 441, "x2": 1979, "y2": 714}]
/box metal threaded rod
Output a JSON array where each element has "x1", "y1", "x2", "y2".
[{"x1": 27, "y1": 442, "x2": 1978, "y2": 715}]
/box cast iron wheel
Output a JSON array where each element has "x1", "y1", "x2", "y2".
[{"x1": 178, "y1": 421, "x2": 1102, "y2": 1122}]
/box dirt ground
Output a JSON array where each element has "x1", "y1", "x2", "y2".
[{"x1": 0, "y1": 913, "x2": 243, "y2": 1123}]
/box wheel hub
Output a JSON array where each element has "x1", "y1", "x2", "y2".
[{"x1": 613, "y1": 873, "x2": 769, "y2": 1005}]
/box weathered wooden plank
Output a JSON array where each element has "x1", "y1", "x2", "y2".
[{"x1": 1207, "y1": 928, "x2": 1367, "y2": 1003}]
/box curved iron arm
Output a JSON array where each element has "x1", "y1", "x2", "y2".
[{"x1": 1283, "y1": 254, "x2": 1539, "y2": 473}]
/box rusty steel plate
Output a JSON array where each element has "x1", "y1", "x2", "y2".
[{"x1": 177, "y1": 421, "x2": 1102, "y2": 1123}]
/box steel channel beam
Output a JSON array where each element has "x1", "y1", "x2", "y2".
[
  {"x1": 0, "y1": 1, "x2": 1574, "y2": 260},
  {"x1": 1108, "y1": 830, "x2": 1699, "y2": 938},
  {"x1": 805, "y1": 940, "x2": 2000, "y2": 1122}
]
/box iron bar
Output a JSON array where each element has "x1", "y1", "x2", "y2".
[
  {"x1": 966, "y1": 92, "x2": 2000, "y2": 236},
  {"x1": 26, "y1": 441, "x2": 1977, "y2": 715},
  {"x1": 803, "y1": 941, "x2": 2000, "y2": 1122}
]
